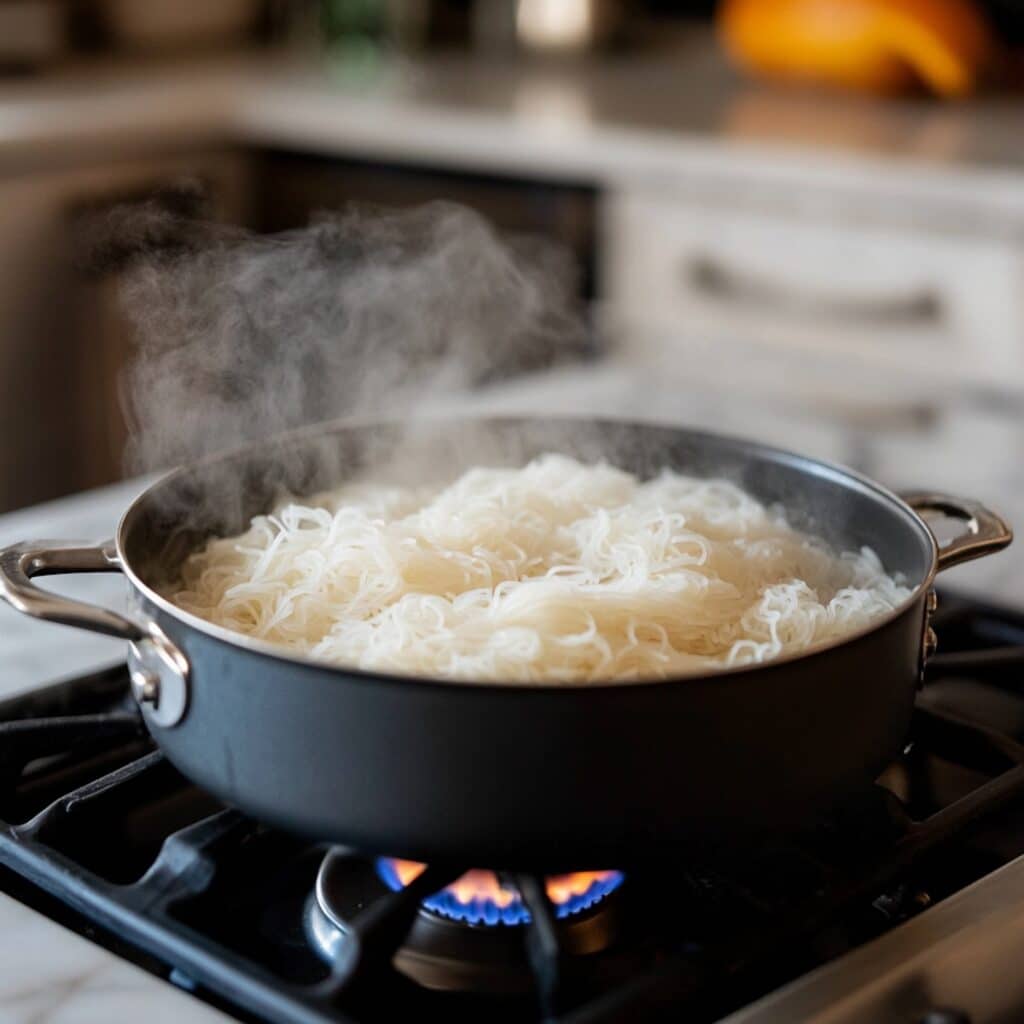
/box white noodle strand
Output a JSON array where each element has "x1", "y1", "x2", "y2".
[{"x1": 168, "y1": 454, "x2": 910, "y2": 683}]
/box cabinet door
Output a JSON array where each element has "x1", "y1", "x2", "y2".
[{"x1": 602, "y1": 187, "x2": 1024, "y2": 389}]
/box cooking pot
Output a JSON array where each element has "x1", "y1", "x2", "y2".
[{"x1": 0, "y1": 417, "x2": 1011, "y2": 868}]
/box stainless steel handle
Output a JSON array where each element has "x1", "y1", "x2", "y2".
[
  {"x1": 902, "y1": 493, "x2": 1013, "y2": 572},
  {"x1": 0, "y1": 539, "x2": 189, "y2": 727},
  {"x1": 0, "y1": 539, "x2": 145, "y2": 639},
  {"x1": 687, "y1": 254, "x2": 944, "y2": 328}
]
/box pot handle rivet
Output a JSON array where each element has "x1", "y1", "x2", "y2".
[
  {"x1": 130, "y1": 667, "x2": 160, "y2": 707},
  {"x1": 128, "y1": 630, "x2": 189, "y2": 728}
]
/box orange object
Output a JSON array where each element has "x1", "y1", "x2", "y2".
[{"x1": 718, "y1": 0, "x2": 996, "y2": 97}]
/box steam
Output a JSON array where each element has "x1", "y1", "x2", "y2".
[
  {"x1": 113, "y1": 199, "x2": 585, "y2": 475},
  {"x1": 94, "y1": 192, "x2": 907, "y2": 592}
]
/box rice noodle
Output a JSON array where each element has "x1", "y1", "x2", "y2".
[{"x1": 167, "y1": 454, "x2": 911, "y2": 683}]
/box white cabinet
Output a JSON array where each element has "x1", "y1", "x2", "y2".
[{"x1": 602, "y1": 186, "x2": 1024, "y2": 390}]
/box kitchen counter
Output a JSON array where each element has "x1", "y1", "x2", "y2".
[
  {"x1": 0, "y1": 892, "x2": 231, "y2": 1023},
  {"x1": 1, "y1": 40, "x2": 1023, "y2": 230}
]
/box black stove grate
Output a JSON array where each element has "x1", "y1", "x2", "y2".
[{"x1": 3, "y1": 592, "x2": 1024, "y2": 1023}]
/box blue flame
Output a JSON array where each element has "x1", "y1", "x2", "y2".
[{"x1": 376, "y1": 860, "x2": 624, "y2": 927}]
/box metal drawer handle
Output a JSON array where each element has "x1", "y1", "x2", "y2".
[
  {"x1": 0, "y1": 540, "x2": 189, "y2": 727},
  {"x1": 902, "y1": 493, "x2": 1013, "y2": 572},
  {"x1": 686, "y1": 254, "x2": 944, "y2": 328}
]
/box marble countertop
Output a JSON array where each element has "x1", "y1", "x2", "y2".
[
  {"x1": 0, "y1": 893, "x2": 231, "y2": 1023},
  {"x1": 1, "y1": 40, "x2": 1023, "y2": 226}
]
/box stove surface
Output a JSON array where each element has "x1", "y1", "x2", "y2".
[{"x1": 2, "y1": 592, "x2": 1024, "y2": 1023}]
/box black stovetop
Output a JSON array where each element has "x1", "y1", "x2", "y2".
[{"x1": 3, "y1": 592, "x2": 1024, "y2": 1024}]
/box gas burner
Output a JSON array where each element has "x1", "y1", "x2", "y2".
[{"x1": 306, "y1": 848, "x2": 621, "y2": 991}]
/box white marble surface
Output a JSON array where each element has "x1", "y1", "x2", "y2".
[
  {"x1": 0, "y1": 41, "x2": 1023, "y2": 225},
  {"x1": 0, "y1": 892, "x2": 230, "y2": 1023}
]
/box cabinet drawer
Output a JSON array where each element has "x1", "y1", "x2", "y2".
[{"x1": 602, "y1": 188, "x2": 1024, "y2": 385}]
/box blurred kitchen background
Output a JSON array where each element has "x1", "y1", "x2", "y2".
[{"x1": 1, "y1": 0, "x2": 1023, "y2": 594}]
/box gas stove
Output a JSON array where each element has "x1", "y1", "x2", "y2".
[{"x1": 2, "y1": 592, "x2": 1024, "y2": 1023}]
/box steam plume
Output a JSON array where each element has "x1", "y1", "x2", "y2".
[{"x1": 107, "y1": 197, "x2": 584, "y2": 473}]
